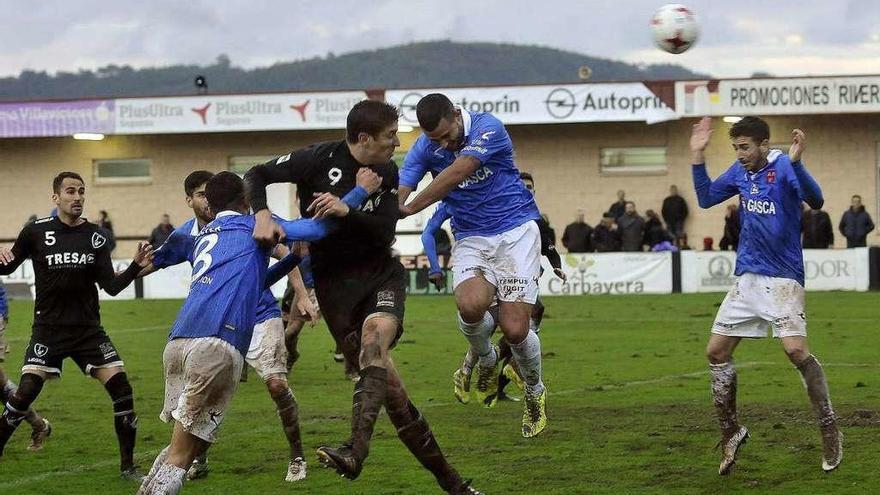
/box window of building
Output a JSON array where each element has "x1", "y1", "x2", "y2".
[
  {"x1": 600, "y1": 147, "x2": 667, "y2": 175},
  {"x1": 94, "y1": 158, "x2": 152, "y2": 185}
]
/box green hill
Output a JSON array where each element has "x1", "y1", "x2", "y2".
[{"x1": 0, "y1": 41, "x2": 708, "y2": 101}]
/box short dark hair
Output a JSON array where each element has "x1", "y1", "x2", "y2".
[
  {"x1": 52, "y1": 171, "x2": 84, "y2": 193},
  {"x1": 519, "y1": 172, "x2": 534, "y2": 183},
  {"x1": 184, "y1": 170, "x2": 215, "y2": 196},
  {"x1": 346, "y1": 100, "x2": 400, "y2": 144},
  {"x1": 416, "y1": 94, "x2": 455, "y2": 132},
  {"x1": 729, "y1": 116, "x2": 770, "y2": 143},
  {"x1": 852, "y1": 194, "x2": 862, "y2": 201},
  {"x1": 205, "y1": 171, "x2": 246, "y2": 213}
]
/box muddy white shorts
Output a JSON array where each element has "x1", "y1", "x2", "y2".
[
  {"x1": 160, "y1": 337, "x2": 243, "y2": 443},
  {"x1": 246, "y1": 317, "x2": 288, "y2": 380},
  {"x1": 711, "y1": 273, "x2": 806, "y2": 339},
  {"x1": 451, "y1": 221, "x2": 541, "y2": 304}
]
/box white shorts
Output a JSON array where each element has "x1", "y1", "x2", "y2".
[
  {"x1": 711, "y1": 273, "x2": 807, "y2": 339},
  {"x1": 452, "y1": 221, "x2": 541, "y2": 304},
  {"x1": 246, "y1": 318, "x2": 288, "y2": 381},
  {"x1": 160, "y1": 337, "x2": 243, "y2": 443}
]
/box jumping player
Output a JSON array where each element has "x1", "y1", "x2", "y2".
[
  {"x1": 399, "y1": 93, "x2": 547, "y2": 437},
  {"x1": 690, "y1": 116, "x2": 842, "y2": 474},
  {"x1": 246, "y1": 100, "x2": 480, "y2": 494}
]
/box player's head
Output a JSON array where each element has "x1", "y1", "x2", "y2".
[
  {"x1": 417, "y1": 94, "x2": 464, "y2": 152},
  {"x1": 52, "y1": 171, "x2": 86, "y2": 219},
  {"x1": 205, "y1": 171, "x2": 249, "y2": 215},
  {"x1": 184, "y1": 170, "x2": 215, "y2": 224},
  {"x1": 519, "y1": 172, "x2": 535, "y2": 194},
  {"x1": 729, "y1": 116, "x2": 770, "y2": 172},
  {"x1": 346, "y1": 100, "x2": 400, "y2": 164}
]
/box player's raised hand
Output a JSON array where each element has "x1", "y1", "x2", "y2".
[
  {"x1": 789, "y1": 128, "x2": 806, "y2": 163},
  {"x1": 0, "y1": 247, "x2": 14, "y2": 265},
  {"x1": 355, "y1": 168, "x2": 382, "y2": 194},
  {"x1": 254, "y1": 209, "x2": 285, "y2": 247},
  {"x1": 308, "y1": 192, "x2": 349, "y2": 219},
  {"x1": 428, "y1": 272, "x2": 446, "y2": 291},
  {"x1": 133, "y1": 241, "x2": 154, "y2": 267},
  {"x1": 690, "y1": 116, "x2": 713, "y2": 152}
]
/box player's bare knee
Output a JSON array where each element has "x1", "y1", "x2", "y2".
[
  {"x1": 706, "y1": 344, "x2": 731, "y2": 364},
  {"x1": 784, "y1": 345, "x2": 809, "y2": 365},
  {"x1": 457, "y1": 302, "x2": 486, "y2": 324},
  {"x1": 265, "y1": 376, "x2": 289, "y2": 398}
]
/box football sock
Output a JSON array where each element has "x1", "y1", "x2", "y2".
[
  {"x1": 105, "y1": 372, "x2": 138, "y2": 471},
  {"x1": 350, "y1": 366, "x2": 387, "y2": 461},
  {"x1": 709, "y1": 361, "x2": 739, "y2": 437},
  {"x1": 458, "y1": 312, "x2": 496, "y2": 367},
  {"x1": 796, "y1": 354, "x2": 836, "y2": 428},
  {"x1": 390, "y1": 400, "x2": 462, "y2": 491},
  {"x1": 275, "y1": 387, "x2": 303, "y2": 460},
  {"x1": 510, "y1": 330, "x2": 544, "y2": 396}
]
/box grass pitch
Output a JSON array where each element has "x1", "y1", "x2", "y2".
[{"x1": 0, "y1": 292, "x2": 877, "y2": 494}]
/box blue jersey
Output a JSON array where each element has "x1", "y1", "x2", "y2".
[
  {"x1": 421, "y1": 202, "x2": 453, "y2": 276},
  {"x1": 400, "y1": 109, "x2": 540, "y2": 240},
  {"x1": 693, "y1": 150, "x2": 823, "y2": 286},
  {"x1": 169, "y1": 212, "x2": 333, "y2": 355},
  {"x1": 153, "y1": 217, "x2": 281, "y2": 324}
]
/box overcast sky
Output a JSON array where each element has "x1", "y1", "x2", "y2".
[{"x1": 1, "y1": 0, "x2": 878, "y2": 80}]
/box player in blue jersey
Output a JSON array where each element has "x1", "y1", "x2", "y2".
[
  {"x1": 137, "y1": 172, "x2": 373, "y2": 495},
  {"x1": 399, "y1": 93, "x2": 548, "y2": 438},
  {"x1": 138, "y1": 169, "x2": 377, "y2": 485},
  {"x1": 690, "y1": 116, "x2": 842, "y2": 474}
]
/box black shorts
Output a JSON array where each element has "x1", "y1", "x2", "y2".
[
  {"x1": 315, "y1": 260, "x2": 407, "y2": 355},
  {"x1": 23, "y1": 326, "x2": 124, "y2": 376}
]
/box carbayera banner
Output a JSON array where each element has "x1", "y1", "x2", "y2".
[
  {"x1": 540, "y1": 252, "x2": 673, "y2": 296},
  {"x1": 681, "y1": 248, "x2": 870, "y2": 293},
  {"x1": 386, "y1": 82, "x2": 677, "y2": 126},
  {"x1": 676, "y1": 76, "x2": 880, "y2": 117}
]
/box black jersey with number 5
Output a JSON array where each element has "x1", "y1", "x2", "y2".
[
  {"x1": 0, "y1": 217, "x2": 124, "y2": 326},
  {"x1": 246, "y1": 140, "x2": 400, "y2": 277}
]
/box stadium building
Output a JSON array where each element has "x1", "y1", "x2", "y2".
[{"x1": 0, "y1": 75, "x2": 878, "y2": 258}]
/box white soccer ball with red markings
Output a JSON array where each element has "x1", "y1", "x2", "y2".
[{"x1": 651, "y1": 4, "x2": 699, "y2": 54}]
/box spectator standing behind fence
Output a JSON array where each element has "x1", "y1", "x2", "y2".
[
  {"x1": 802, "y1": 206, "x2": 834, "y2": 249},
  {"x1": 719, "y1": 204, "x2": 740, "y2": 251},
  {"x1": 608, "y1": 190, "x2": 627, "y2": 222},
  {"x1": 838, "y1": 194, "x2": 874, "y2": 248},
  {"x1": 562, "y1": 210, "x2": 593, "y2": 252},
  {"x1": 661, "y1": 185, "x2": 689, "y2": 247},
  {"x1": 96, "y1": 210, "x2": 116, "y2": 253},
  {"x1": 618, "y1": 202, "x2": 645, "y2": 252},
  {"x1": 643, "y1": 209, "x2": 668, "y2": 250},
  {"x1": 592, "y1": 213, "x2": 621, "y2": 252},
  {"x1": 148, "y1": 213, "x2": 174, "y2": 248}
]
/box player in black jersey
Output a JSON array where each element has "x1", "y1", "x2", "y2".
[
  {"x1": 0, "y1": 172, "x2": 153, "y2": 480},
  {"x1": 245, "y1": 100, "x2": 480, "y2": 494}
]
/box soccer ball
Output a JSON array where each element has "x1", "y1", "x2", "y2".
[{"x1": 651, "y1": 4, "x2": 699, "y2": 54}]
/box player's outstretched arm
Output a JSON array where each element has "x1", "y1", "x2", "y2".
[
  {"x1": 401, "y1": 155, "x2": 481, "y2": 217},
  {"x1": 689, "y1": 117, "x2": 738, "y2": 208},
  {"x1": 421, "y1": 203, "x2": 451, "y2": 277},
  {"x1": 98, "y1": 242, "x2": 153, "y2": 296},
  {"x1": 0, "y1": 226, "x2": 34, "y2": 275},
  {"x1": 280, "y1": 185, "x2": 374, "y2": 242},
  {"x1": 246, "y1": 151, "x2": 315, "y2": 246}
]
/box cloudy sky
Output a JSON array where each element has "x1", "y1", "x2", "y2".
[{"x1": 1, "y1": 0, "x2": 878, "y2": 79}]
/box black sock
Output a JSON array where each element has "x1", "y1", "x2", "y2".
[
  {"x1": 389, "y1": 400, "x2": 461, "y2": 491},
  {"x1": 104, "y1": 373, "x2": 137, "y2": 471},
  {"x1": 349, "y1": 366, "x2": 387, "y2": 461}
]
